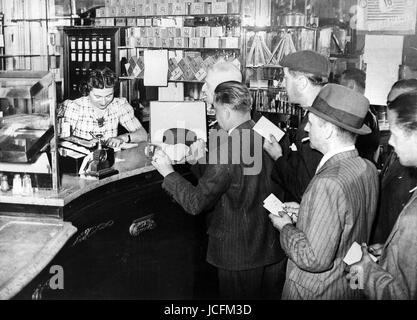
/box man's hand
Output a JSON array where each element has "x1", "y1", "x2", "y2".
[
  {"x1": 106, "y1": 137, "x2": 124, "y2": 148},
  {"x1": 368, "y1": 243, "x2": 384, "y2": 257},
  {"x1": 346, "y1": 243, "x2": 377, "y2": 289},
  {"x1": 263, "y1": 135, "x2": 283, "y2": 161},
  {"x1": 186, "y1": 139, "x2": 206, "y2": 164},
  {"x1": 152, "y1": 149, "x2": 175, "y2": 177},
  {"x1": 269, "y1": 212, "x2": 293, "y2": 231},
  {"x1": 283, "y1": 202, "x2": 300, "y2": 224}
]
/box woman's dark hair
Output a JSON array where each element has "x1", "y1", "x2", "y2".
[
  {"x1": 388, "y1": 92, "x2": 417, "y2": 132},
  {"x1": 214, "y1": 81, "x2": 252, "y2": 113},
  {"x1": 88, "y1": 67, "x2": 118, "y2": 90},
  {"x1": 80, "y1": 67, "x2": 118, "y2": 95}
]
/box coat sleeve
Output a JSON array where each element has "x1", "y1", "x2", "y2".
[
  {"x1": 162, "y1": 164, "x2": 231, "y2": 216},
  {"x1": 280, "y1": 178, "x2": 345, "y2": 272},
  {"x1": 273, "y1": 145, "x2": 322, "y2": 202},
  {"x1": 364, "y1": 210, "x2": 417, "y2": 300}
]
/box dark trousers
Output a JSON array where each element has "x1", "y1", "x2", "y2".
[{"x1": 217, "y1": 258, "x2": 287, "y2": 300}]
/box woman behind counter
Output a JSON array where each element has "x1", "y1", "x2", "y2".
[{"x1": 61, "y1": 67, "x2": 148, "y2": 148}]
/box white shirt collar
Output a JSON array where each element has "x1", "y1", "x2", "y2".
[
  {"x1": 316, "y1": 145, "x2": 356, "y2": 174},
  {"x1": 228, "y1": 124, "x2": 240, "y2": 135}
]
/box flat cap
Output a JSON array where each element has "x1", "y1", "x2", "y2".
[
  {"x1": 308, "y1": 84, "x2": 371, "y2": 135},
  {"x1": 280, "y1": 50, "x2": 330, "y2": 79}
]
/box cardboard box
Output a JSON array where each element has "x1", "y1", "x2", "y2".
[
  {"x1": 143, "y1": 3, "x2": 154, "y2": 15},
  {"x1": 220, "y1": 37, "x2": 239, "y2": 48},
  {"x1": 160, "y1": 28, "x2": 169, "y2": 38},
  {"x1": 212, "y1": 1, "x2": 227, "y2": 14},
  {"x1": 128, "y1": 6, "x2": 141, "y2": 16},
  {"x1": 168, "y1": 27, "x2": 181, "y2": 38},
  {"x1": 211, "y1": 26, "x2": 224, "y2": 37},
  {"x1": 174, "y1": 37, "x2": 189, "y2": 48},
  {"x1": 106, "y1": 18, "x2": 115, "y2": 26},
  {"x1": 95, "y1": 18, "x2": 107, "y2": 27},
  {"x1": 195, "y1": 26, "x2": 211, "y2": 38},
  {"x1": 116, "y1": 6, "x2": 127, "y2": 16},
  {"x1": 115, "y1": 18, "x2": 126, "y2": 26},
  {"x1": 156, "y1": 3, "x2": 169, "y2": 15},
  {"x1": 178, "y1": 58, "x2": 195, "y2": 80},
  {"x1": 147, "y1": 37, "x2": 156, "y2": 47},
  {"x1": 172, "y1": 3, "x2": 187, "y2": 15},
  {"x1": 190, "y1": 3, "x2": 205, "y2": 15},
  {"x1": 96, "y1": 8, "x2": 106, "y2": 17},
  {"x1": 161, "y1": 38, "x2": 171, "y2": 48},
  {"x1": 127, "y1": 18, "x2": 137, "y2": 26},
  {"x1": 108, "y1": 7, "x2": 117, "y2": 16},
  {"x1": 181, "y1": 27, "x2": 195, "y2": 38},
  {"x1": 189, "y1": 37, "x2": 204, "y2": 48},
  {"x1": 205, "y1": 37, "x2": 220, "y2": 48},
  {"x1": 168, "y1": 58, "x2": 184, "y2": 80}
]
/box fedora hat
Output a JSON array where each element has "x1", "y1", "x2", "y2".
[{"x1": 308, "y1": 84, "x2": 371, "y2": 135}]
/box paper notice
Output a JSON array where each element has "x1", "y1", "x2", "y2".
[
  {"x1": 144, "y1": 50, "x2": 168, "y2": 86},
  {"x1": 253, "y1": 116, "x2": 285, "y2": 143}
]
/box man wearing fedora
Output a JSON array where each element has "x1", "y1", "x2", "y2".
[
  {"x1": 269, "y1": 84, "x2": 379, "y2": 299},
  {"x1": 263, "y1": 50, "x2": 329, "y2": 203}
]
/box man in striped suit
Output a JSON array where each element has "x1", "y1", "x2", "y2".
[{"x1": 269, "y1": 84, "x2": 379, "y2": 299}]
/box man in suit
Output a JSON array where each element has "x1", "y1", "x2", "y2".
[
  {"x1": 339, "y1": 68, "x2": 380, "y2": 164},
  {"x1": 347, "y1": 92, "x2": 417, "y2": 300},
  {"x1": 152, "y1": 81, "x2": 287, "y2": 299},
  {"x1": 370, "y1": 79, "x2": 417, "y2": 244},
  {"x1": 263, "y1": 51, "x2": 329, "y2": 202},
  {"x1": 269, "y1": 84, "x2": 379, "y2": 299}
]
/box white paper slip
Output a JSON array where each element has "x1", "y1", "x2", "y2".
[
  {"x1": 343, "y1": 242, "x2": 378, "y2": 265},
  {"x1": 253, "y1": 116, "x2": 285, "y2": 143},
  {"x1": 263, "y1": 193, "x2": 285, "y2": 216}
]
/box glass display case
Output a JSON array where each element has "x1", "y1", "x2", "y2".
[{"x1": 0, "y1": 71, "x2": 60, "y2": 191}]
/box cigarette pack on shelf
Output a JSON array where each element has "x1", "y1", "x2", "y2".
[
  {"x1": 189, "y1": 37, "x2": 204, "y2": 48},
  {"x1": 190, "y1": 3, "x2": 205, "y2": 15},
  {"x1": 178, "y1": 58, "x2": 196, "y2": 81},
  {"x1": 168, "y1": 57, "x2": 184, "y2": 81},
  {"x1": 205, "y1": 37, "x2": 220, "y2": 48},
  {"x1": 212, "y1": 1, "x2": 228, "y2": 14}
]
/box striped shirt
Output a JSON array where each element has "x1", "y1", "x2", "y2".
[{"x1": 61, "y1": 96, "x2": 142, "y2": 141}]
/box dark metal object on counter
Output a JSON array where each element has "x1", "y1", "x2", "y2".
[{"x1": 129, "y1": 214, "x2": 157, "y2": 237}]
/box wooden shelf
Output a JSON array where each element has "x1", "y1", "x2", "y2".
[
  {"x1": 119, "y1": 46, "x2": 240, "y2": 51},
  {"x1": 120, "y1": 76, "x2": 204, "y2": 84},
  {"x1": 244, "y1": 25, "x2": 318, "y2": 32},
  {"x1": 95, "y1": 14, "x2": 241, "y2": 19}
]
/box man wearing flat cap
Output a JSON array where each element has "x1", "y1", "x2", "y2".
[
  {"x1": 264, "y1": 50, "x2": 328, "y2": 203},
  {"x1": 269, "y1": 84, "x2": 379, "y2": 299}
]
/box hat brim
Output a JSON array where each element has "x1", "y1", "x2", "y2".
[{"x1": 305, "y1": 107, "x2": 371, "y2": 135}]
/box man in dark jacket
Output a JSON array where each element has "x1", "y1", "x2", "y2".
[
  {"x1": 263, "y1": 51, "x2": 329, "y2": 202},
  {"x1": 152, "y1": 81, "x2": 287, "y2": 299},
  {"x1": 370, "y1": 79, "x2": 417, "y2": 244}
]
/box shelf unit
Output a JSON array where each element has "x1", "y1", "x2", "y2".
[{"x1": 242, "y1": 24, "x2": 319, "y2": 128}]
